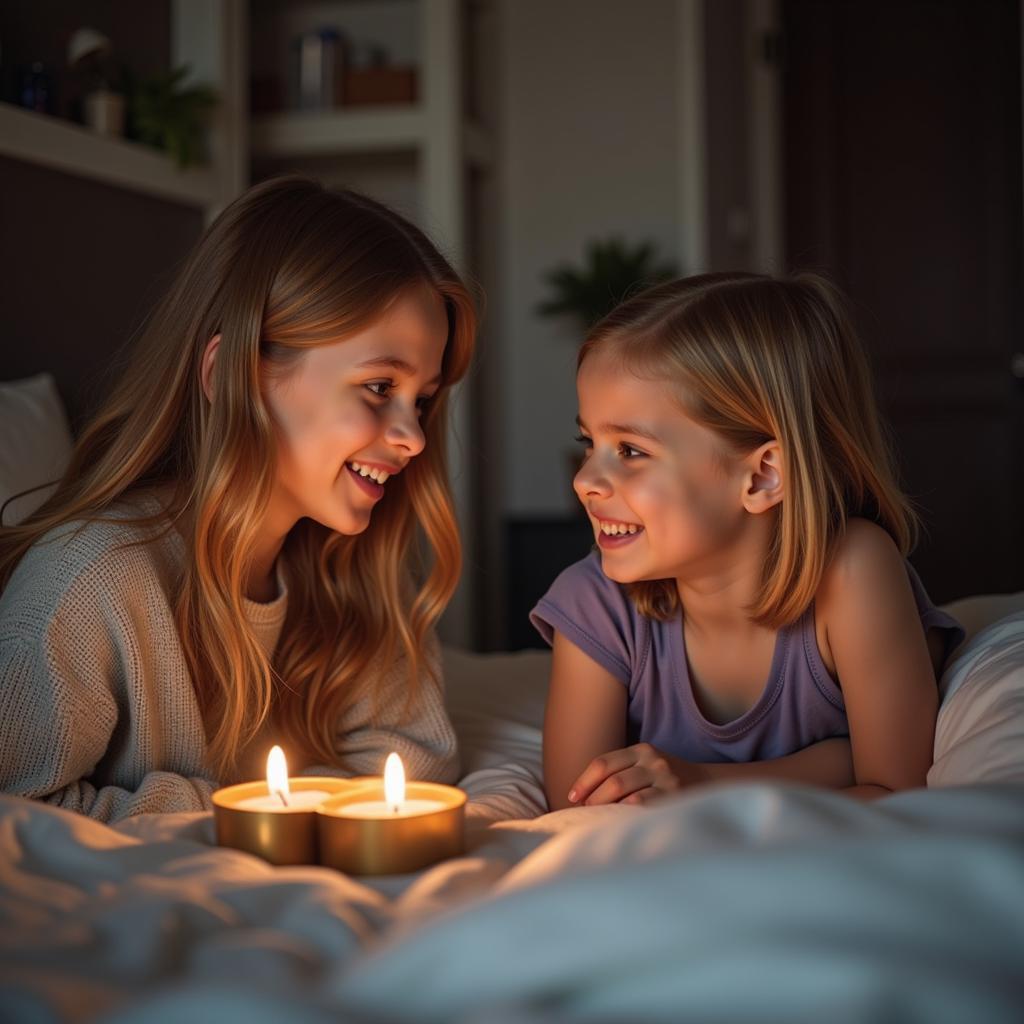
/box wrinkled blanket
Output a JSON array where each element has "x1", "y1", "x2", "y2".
[
  {"x1": 5, "y1": 627, "x2": 1024, "y2": 1024},
  {"x1": 2, "y1": 781, "x2": 1023, "y2": 1023}
]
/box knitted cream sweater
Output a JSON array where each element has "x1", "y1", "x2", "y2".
[{"x1": 0, "y1": 494, "x2": 458, "y2": 822}]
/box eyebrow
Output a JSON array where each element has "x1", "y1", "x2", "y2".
[
  {"x1": 575, "y1": 415, "x2": 661, "y2": 443},
  {"x1": 356, "y1": 356, "x2": 442, "y2": 388}
]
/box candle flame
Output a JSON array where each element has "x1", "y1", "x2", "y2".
[
  {"x1": 383, "y1": 752, "x2": 405, "y2": 812},
  {"x1": 267, "y1": 745, "x2": 290, "y2": 806}
]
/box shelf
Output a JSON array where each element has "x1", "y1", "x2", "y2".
[
  {"x1": 251, "y1": 107, "x2": 424, "y2": 159},
  {"x1": 0, "y1": 102, "x2": 220, "y2": 208},
  {"x1": 251, "y1": 106, "x2": 494, "y2": 167}
]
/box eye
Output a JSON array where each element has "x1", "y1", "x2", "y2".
[
  {"x1": 618, "y1": 442, "x2": 645, "y2": 459},
  {"x1": 415, "y1": 393, "x2": 436, "y2": 415},
  {"x1": 365, "y1": 381, "x2": 393, "y2": 399},
  {"x1": 573, "y1": 433, "x2": 593, "y2": 449}
]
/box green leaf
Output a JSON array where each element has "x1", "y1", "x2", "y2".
[
  {"x1": 535, "y1": 237, "x2": 677, "y2": 330},
  {"x1": 126, "y1": 64, "x2": 218, "y2": 168}
]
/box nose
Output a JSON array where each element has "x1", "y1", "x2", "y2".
[
  {"x1": 383, "y1": 404, "x2": 426, "y2": 458},
  {"x1": 573, "y1": 458, "x2": 612, "y2": 502}
]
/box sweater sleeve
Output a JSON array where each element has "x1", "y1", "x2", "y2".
[
  {"x1": 303, "y1": 631, "x2": 459, "y2": 784},
  {"x1": 0, "y1": 533, "x2": 217, "y2": 823},
  {"x1": 0, "y1": 635, "x2": 215, "y2": 822}
]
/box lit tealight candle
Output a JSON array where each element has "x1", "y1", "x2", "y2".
[
  {"x1": 333, "y1": 752, "x2": 447, "y2": 818},
  {"x1": 317, "y1": 752, "x2": 466, "y2": 875},
  {"x1": 234, "y1": 747, "x2": 333, "y2": 811},
  {"x1": 212, "y1": 746, "x2": 354, "y2": 864}
]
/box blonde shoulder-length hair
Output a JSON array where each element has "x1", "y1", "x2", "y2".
[
  {"x1": 579, "y1": 271, "x2": 916, "y2": 629},
  {"x1": 0, "y1": 175, "x2": 477, "y2": 781}
]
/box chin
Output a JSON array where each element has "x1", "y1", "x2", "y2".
[
  {"x1": 601, "y1": 553, "x2": 675, "y2": 587},
  {"x1": 598, "y1": 556, "x2": 642, "y2": 584},
  {"x1": 312, "y1": 508, "x2": 372, "y2": 537}
]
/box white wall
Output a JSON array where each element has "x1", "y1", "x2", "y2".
[{"x1": 498, "y1": 0, "x2": 684, "y2": 516}]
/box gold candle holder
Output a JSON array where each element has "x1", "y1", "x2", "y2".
[
  {"x1": 317, "y1": 779, "x2": 467, "y2": 875},
  {"x1": 213, "y1": 776, "x2": 355, "y2": 866}
]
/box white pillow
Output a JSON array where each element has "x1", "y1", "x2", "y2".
[
  {"x1": 0, "y1": 373, "x2": 73, "y2": 525},
  {"x1": 443, "y1": 647, "x2": 549, "y2": 776},
  {"x1": 929, "y1": 608, "x2": 1024, "y2": 787},
  {"x1": 443, "y1": 647, "x2": 551, "y2": 820}
]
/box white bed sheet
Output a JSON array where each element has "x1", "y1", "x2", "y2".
[
  {"x1": 3, "y1": 611, "x2": 1024, "y2": 1023},
  {"x1": 1, "y1": 782, "x2": 1023, "y2": 1023}
]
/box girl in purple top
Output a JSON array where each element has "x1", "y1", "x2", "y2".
[{"x1": 531, "y1": 272, "x2": 963, "y2": 810}]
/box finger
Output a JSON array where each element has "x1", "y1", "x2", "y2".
[
  {"x1": 621, "y1": 787, "x2": 660, "y2": 806},
  {"x1": 584, "y1": 765, "x2": 653, "y2": 806},
  {"x1": 568, "y1": 748, "x2": 638, "y2": 804}
]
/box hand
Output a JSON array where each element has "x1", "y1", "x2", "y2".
[{"x1": 567, "y1": 743, "x2": 706, "y2": 806}]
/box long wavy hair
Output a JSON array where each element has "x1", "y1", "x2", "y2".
[
  {"x1": 0, "y1": 176, "x2": 477, "y2": 780},
  {"x1": 579, "y1": 271, "x2": 916, "y2": 628}
]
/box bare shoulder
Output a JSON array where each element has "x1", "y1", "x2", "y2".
[
  {"x1": 818, "y1": 518, "x2": 907, "y2": 610},
  {"x1": 814, "y1": 519, "x2": 921, "y2": 672},
  {"x1": 814, "y1": 522, "x2": 940, "y2": 791}
]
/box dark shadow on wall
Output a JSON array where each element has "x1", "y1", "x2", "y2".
[{"x1": 0, "y1": 155, "x2": 203, "y2": 431}]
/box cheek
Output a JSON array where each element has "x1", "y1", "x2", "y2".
[
  {"x1": 325, "y1": 402, "x2": 379, "y2": 451},
  {"x1": 628, "y1": 475, "x2": 676, "y2": 518},
  {"x1": 681, "y1": 468, "x2": 740, "y2": 539},
  {"x1": 634, "y1": 466, "x2": 734, "y2": 538},
  {"x1": 273, "y1": 392, "x2": 378, "y2": 469}
]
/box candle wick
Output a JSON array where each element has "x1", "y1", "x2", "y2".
[
  {"x1": 390, "y1": 804, "x2": 399, "y2": 815},
  {"x1": 277, "y1": 790, "x2": 289, "y2": 808}
]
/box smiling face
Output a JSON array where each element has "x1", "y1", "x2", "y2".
[
  {"x1": 263, "y1": 285, "x2": 449, "y2": 537},
  {"x1": 573, "y1": 348, "x2": 750, "y2": 585}
]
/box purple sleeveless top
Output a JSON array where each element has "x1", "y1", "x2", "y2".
[{"x1": 530, "y1": 552, "x2": 964, "y2": 763}]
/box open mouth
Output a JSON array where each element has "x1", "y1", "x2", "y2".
[
  {"x1": 595, "y1": 520, "x2": 645, "y2": 549},
  {"x1": 346, "y1": 461, "x2": 388, "y2": 499}
]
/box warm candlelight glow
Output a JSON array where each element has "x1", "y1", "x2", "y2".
[
  {"x1": 317, "y1": 761, "x2": 467, "y2": 874},
  {"x1": 213, "y1": 762, "x2": 350, "y2": 865},
  {"x1": 383, "y1": 752, "x2": 404, "y2": 813},
  {"x1": 267, "y1": 745, "x2": 290, "y2": 806}
]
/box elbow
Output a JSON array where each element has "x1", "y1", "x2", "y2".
[
  {"x1": 875, "y1": 761, "x2": 932, "y2": 793},
  {"x1": 854, "y1": 753, "x2": 933, "y2": 796},
  {"x1": 543, "y1": 781, "x2": 573, "y2": 813}
]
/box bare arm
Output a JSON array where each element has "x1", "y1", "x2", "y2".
[
  {"x1": 543, "y1": 631, "x2": 627, "y2": 810},
  {"x1": 692, "y1": 737, "x2": 854, "y2": 787},
  {"x1": 567, "y1": 737, "x2": 854, "y2": 805},
  {"x1": 819, "y1": 520, "x2": 939, "y2": 796}
]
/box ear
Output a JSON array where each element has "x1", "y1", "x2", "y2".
[
  {"x1": 741, "y1": 440, "x2": 784, "y2": 515},
  {"x1": 200, "y1": 334, "x2": 221, "y2": 402}
]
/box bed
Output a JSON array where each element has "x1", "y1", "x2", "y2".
[
  {"x1": 2, "y1": 375, "x2": 1024, "y2": 1022},
  {"x1": 1, "y1": 601, "x2": 1023, "y2": 1023}
]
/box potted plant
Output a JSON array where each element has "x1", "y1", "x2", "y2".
[
  {"x1": 536, "y1": 237, "x2": 677, "y2": 331},
  {"x1": 125, "y1": 66, "x2": 218, "y2": 169}
]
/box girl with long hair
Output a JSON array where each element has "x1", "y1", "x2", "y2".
[
  {"x1": 532, "y1": 272, "x2": 963, "y2": 808},
  {"x1": 0, "y1": 176, "x2": 476, "y2": 822}
]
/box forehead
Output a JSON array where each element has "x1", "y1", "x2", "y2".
[
  {"x1": 576, "y1": 349, "x2": 683, "y2": 425},
  {"x1": 377, "y1": 285, "x2": 448, "y2": 343},
  {"x1": 302, "y1": 286, "x2": 448, "y2": 378},
  {"x1": 576, "y1": 347, "x2": 734, "y2": 464}
]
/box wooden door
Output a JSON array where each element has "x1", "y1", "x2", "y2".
[{"x1": 782, "y1": 0, "x2": 1024, "y2": 602}]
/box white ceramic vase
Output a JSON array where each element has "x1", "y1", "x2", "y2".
[{"x1": 83, "y1": 89, "x2": 125, "y2": 137}]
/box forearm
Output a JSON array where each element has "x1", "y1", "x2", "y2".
[
  {"x1": 842, "y1": 783, "x2": 894, "y2": 801},
  {"x1": 41, "y1": 772, "x2": 216, "y2": 823},
  {"x1": 684, "y1": 737, "x2": 856, "y2": 790}
]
